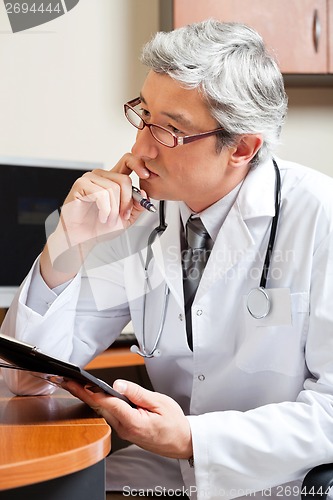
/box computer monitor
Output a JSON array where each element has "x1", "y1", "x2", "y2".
[{"x1": 0, "y1": 157, "x2": 101, "y2": 307}]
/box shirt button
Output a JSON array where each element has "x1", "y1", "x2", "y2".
[
  {"x1": 178, "y1": 314, "x2": 183, "y2": 321},
  {"x1": 198, "y1": 374, "x2": 205, "y2": 381},
  {"x1": 196, "y1": 309, "x2": 203, "y2": 316}
]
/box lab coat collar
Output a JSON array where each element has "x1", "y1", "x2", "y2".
[
  {"x1": 196, "y1": 157, "x2": 277, "y2": 298},
  {"x1": 150, "y1": 157, "x2": 277, "y2": 307},
  {"x1": 236, "y1": 157, "x2": 277, "y2": 220}
]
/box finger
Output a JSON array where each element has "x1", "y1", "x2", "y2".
[
  {"x1": 85, "y1": 170, "x2": 138, "y2": 220},
  {"x1": 62, "y1": 380, "x2": 110, "y2": 412},
  {"x1": 72, "y1": 171, "x2": 128, "y2": 223},
  {"x1": 112, "y1": 153, "x2": 151, "y2": 180},
  {"x1": 97, "y1": 171, "x2": 134, "y2": 220},
  {"x1": 73, "y1": 183, "x2": 113, "y2": 224},
  {"x1": 113, "y1": 379, "x2": 162, "y2": 412},
  {"x1": 62, "y1": 380, "x2": 136, "y2": 430},
  {"x1": 62, "y1": 380, "x2": 90, "y2": 399}
]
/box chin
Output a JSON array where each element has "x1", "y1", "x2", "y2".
[
  {"x1": 140, "y1": 179, "x2": 184, "y2": 203},
  {"x1": 139, "y1": 180, "x2": 161, "y2": 200}
]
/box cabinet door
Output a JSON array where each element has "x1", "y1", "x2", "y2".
[
  {"x1": 173, "y1": 0, "x2": 328, "y2": 73},
  {"x1": 329, "y1": 0, "x2": 333, "y2": 72}
]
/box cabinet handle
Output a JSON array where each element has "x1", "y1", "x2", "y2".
[{"x1": 312, "y1": 9, "x2": 321, "y2": 53}]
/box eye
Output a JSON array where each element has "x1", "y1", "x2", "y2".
[
  {"x1": 140, "y1": 108, "x2": 150, "y2": 120},
  {"x1": 169, "y1": 124, "x2": 184, "y2": 135}
]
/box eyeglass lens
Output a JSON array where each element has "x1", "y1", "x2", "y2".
[
  {"x1": 125, "y1": 107, "x2": 144, "y2": 129},
  {"x1": 125, "y1": 104, "x2": 175, "y2": 147}
]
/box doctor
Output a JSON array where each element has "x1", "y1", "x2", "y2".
[{"x1": 2, "y1": 19, "x2": 333, "y2": 500}]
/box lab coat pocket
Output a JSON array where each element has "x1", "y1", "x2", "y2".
[{"x1": 237, "y1": 290, "x2": 309, "y2": 376}]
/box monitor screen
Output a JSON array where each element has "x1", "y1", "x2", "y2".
[{"x1": 0, "y1": 158, "x2": 99, "y2": 306}]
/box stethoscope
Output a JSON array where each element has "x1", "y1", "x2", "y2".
[
  {"x1": 130, "y1": 200, "x2": 169, "y2": 358},
  {"x1": 247, "y1": 158, "x2": 281, "y2": 319},
  {"x1": 131, "y1": 159, "x2": 281, "y2": 357}
]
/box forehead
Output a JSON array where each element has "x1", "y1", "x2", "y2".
[{"x1": 140, "y1": 71, "x2": 217, "y2": 128}]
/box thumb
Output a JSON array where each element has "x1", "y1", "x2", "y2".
[{"x1": 113, "y1": 379, "x2": 157, "y2": 410}]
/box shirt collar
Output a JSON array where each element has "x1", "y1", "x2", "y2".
[{"x1": 179, "y1": 181, "x2": 242, "y2": 242}]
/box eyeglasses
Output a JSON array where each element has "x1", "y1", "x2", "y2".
[{"x1": 124, "y1": 97, "x2": 225, "y2": 148}]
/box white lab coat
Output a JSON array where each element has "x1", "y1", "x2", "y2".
[{"x1": 2, "y1": 158, "x2": 333, "y2": 500}]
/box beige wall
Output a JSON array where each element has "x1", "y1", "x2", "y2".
[
  {"x1": 0, "y1": 0, "x2": 159, "y2": 168},
  {"x1": 0, "y1": 0, "x2": 332, "y2": 176},
  {"x1": 278, "y1": 87, "x2": 333, "y2": 177}
]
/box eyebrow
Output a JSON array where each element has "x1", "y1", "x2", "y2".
[{"x1": 139, "y1": 93, "x2": 194, "y2": 129}]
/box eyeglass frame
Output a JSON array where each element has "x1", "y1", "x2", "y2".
[{"x1": 124, "y1": 97, "x2": 225, "y2": 148}]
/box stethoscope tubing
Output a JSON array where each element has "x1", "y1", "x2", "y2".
[
  {"x1": 131, "y1": 201, "x2": 168, "y2": 358},
  {"x1": 259, "y1": 159, "x2": 281, "y2": 289},
  {"x1": 247, "y1": 159, "x2": 281, "y2": 319}
]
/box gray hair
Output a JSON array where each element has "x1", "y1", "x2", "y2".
[{"x1": 141, "y1": 19, "x2": 288, "y2": 166}]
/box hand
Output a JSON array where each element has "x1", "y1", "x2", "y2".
[
  {"x1": 62, "y1": 379, "x2": 193, "y2": 460},
  {"x1": 57, "y1": 153, "x2": 151, "y2": 247},
  {"x1": 41, "y1": 154, "x2": 152, "y2": 286}
]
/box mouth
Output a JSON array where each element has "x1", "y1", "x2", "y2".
[
  {"x1": 144, "y1": 165, "x2": 159, "y2": 179},
  {"x1": 139, "y1": 167, "x2": 160, "y2": 198},
  {"x1": 147, "y1": 171, "x2": 159, "y2": 179}
]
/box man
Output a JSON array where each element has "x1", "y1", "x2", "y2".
[{"x1": 2, "y1": 19, "x2": 333, "y2": 500}]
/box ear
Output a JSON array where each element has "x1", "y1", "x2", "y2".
[{"x1": 229, "y1": 134, "x2": 263, "y2": 168}]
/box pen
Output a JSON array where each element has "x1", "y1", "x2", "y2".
[{"x1": 132, "y1": 187, "x2": 157, "y2": 213}]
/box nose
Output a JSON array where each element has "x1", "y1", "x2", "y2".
[{"x1": 131, "y1": 126, "x2": 159, "y2": 160}]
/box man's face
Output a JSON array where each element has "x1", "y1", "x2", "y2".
[{"x1": 131, "y1": 71, "x2": 240, "y2": 212}]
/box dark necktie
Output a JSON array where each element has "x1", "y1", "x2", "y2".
[{"x1": 182, "y1": 216, "x2": 212, "y2": 350}]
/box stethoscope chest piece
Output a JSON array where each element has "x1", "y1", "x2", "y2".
[{"x1": 247, "y1": 287, "x2": 271, "y2": 319}]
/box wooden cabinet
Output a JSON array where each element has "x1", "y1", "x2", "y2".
[
  {"x1": 329, "y1": 0, "x2": 333, "y2": 72},
  {"x1": 172, "y1": 0, "x2": 333, "y2": 74}
]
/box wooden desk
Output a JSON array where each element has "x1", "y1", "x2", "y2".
[{"x1": 0, "y1": 376, "x2": 111, "y2": 500}]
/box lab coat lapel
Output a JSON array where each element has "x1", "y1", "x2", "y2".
[
  {"x1": 196, "y1": 159, "x2": 277, "y2": 300},
  {"x1": 196, "y1": 204, "x2": 253, "y2": 299},
  {"x1": 149, "y1": 159, "x2": 277, "y2": 306},
  {"x1": 151, "y1": 201, "x2": 184, "y2": 308}
]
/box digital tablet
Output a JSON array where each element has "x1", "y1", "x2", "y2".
[{"x1": 0, "y1": 334, "x2": 135, "y2": 407}]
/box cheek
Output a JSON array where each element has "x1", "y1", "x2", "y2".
[
  {"x1": 163, "y1": 142, "x2": 225, "y2": 188},
  {"x1": 169, "y1": 151, "x2": 202, "y2": 176},
  {"x1": 175, "y1": 153, "x2": 219, "y2": 182}
]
